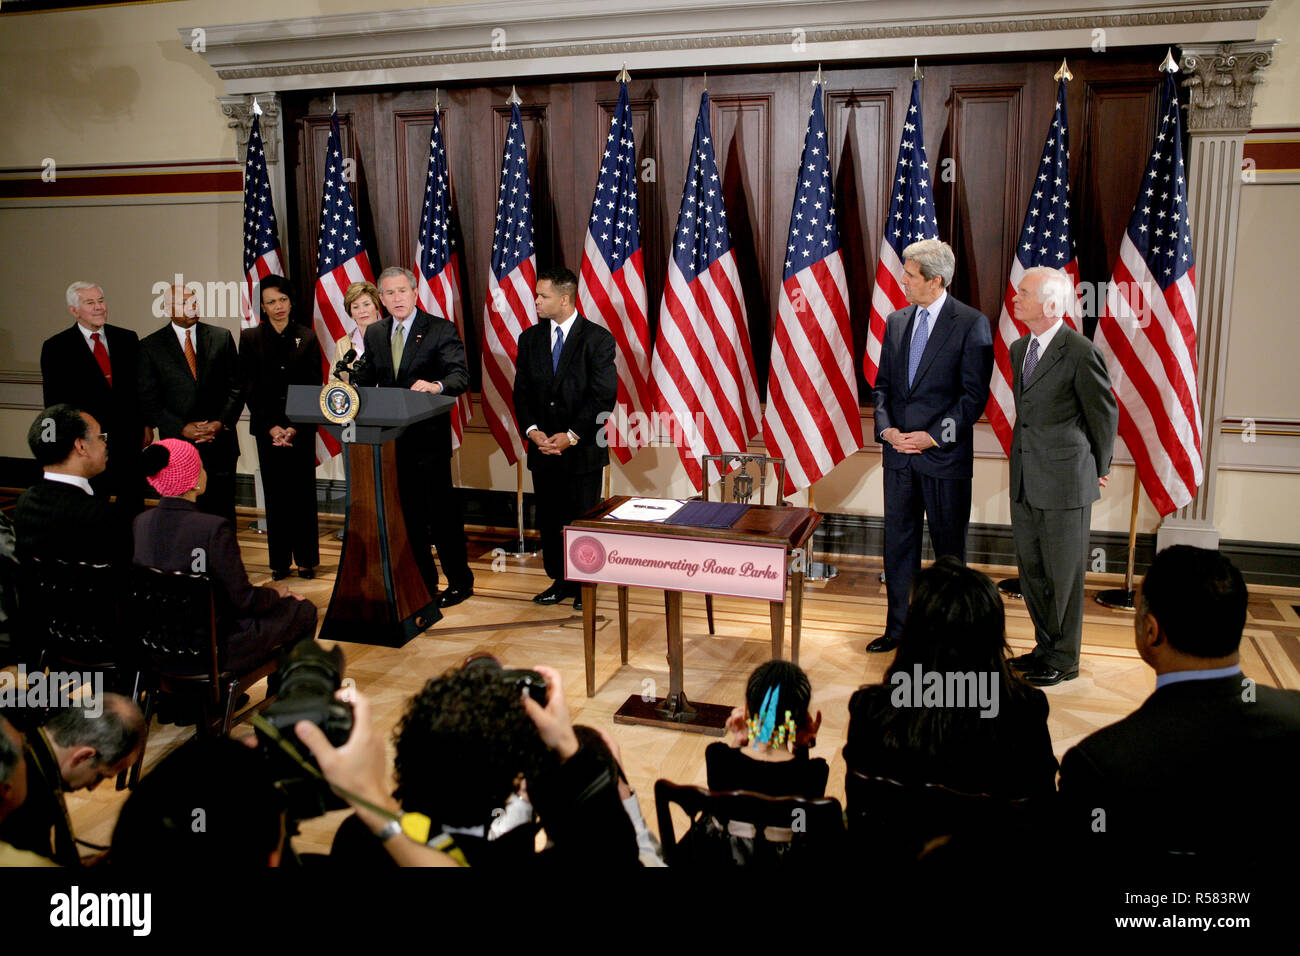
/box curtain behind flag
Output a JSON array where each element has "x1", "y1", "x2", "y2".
[
  {"x1": 240, "y1": 111, "x2": 286, "y2": 330},
  {"x1": 310, "y1": 110, "x2": 375, "y2": 466},
  {"x1": 414, "y1": 109, "x2": 473, "y2": 451},
  {"x1": 986, "y1": 80, "x2": 1082, "y2": 455},
  {"x1": 1094, "y1": 72, "x2": 1203, "y2": 515},
  {"x1": 577, "y1": 81, "x2": 651, "y2": 464},
  {"x1": 763, "y1": 81, "x2": 862, "y2": 494},
  {"x1": 863, "y1": 79, "x2": 939, "y2": 387},
  {"x1": 480, "y1": 102, "x2": 538, "y2": 466},
  {"x1": 650, "y1": 91, "x2": 761, "y2": 492}
]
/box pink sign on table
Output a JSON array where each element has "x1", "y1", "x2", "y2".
[{"x1": 564, "y1": 527, "x2": 787, "y2": 601}]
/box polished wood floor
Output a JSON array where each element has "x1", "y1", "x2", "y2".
[{"x1": 23, "y1": 516, "x2": 1300, "y2": 859}]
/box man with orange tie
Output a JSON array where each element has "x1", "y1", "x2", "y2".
[
  {"x1": 40, "y1": 282, "x2": 151, "y2": 520},
  {"x1": 138, "y1": 284, "x2": 243, "y2": 523}
]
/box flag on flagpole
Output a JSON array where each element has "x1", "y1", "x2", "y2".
[
  {"x1": 1094, "y1": 71, "x2": 1202, "y2": 516},
  {"x1": 481, "y1": 101, "x2": 538, "y2": 466},
  {"x1": 863, "y1": 79, "x2": 939, "y2": 387},
  {"x1": 577, "y1": 81, "x2": 651, "y2": 463},
  {"x1": 310, "y1": 109, "x2": 375, "y2": 465},
  {"x1": 240, "y1": 110, "x2": 285, "y2": 330},
  {"x1": 650, "y1": 91, "x2": 761, "y2": 491},
  {"x1": 986, "y1": 79, "x2": 1082, "y2": 455},
  {"x1": 763, "y1": 81, "x2": 863, "y2": 494},
  {"x1": 414, "y1": 109, "x2": 473, "y2": 451}
]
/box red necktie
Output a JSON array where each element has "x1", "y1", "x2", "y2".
[
  {"x1": 91, "y1": 332, "x2": 112, "y2": 386},
  {"x1": 184, "y1": 329, "x2": 198, "y2": 379}
]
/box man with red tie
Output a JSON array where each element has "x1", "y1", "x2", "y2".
[{"x1": 39, "y1": 282, "x2": 151, "y2": 519}]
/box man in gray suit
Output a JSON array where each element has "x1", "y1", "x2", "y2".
[{"x1": 1008, "y1": 267, "x2": 1117, "y2": 686}]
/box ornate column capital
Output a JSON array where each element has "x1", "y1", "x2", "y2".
[
  {"x1": 218, "y1": 92, "x2": 283, "y2": 163},
  {"x1": 1179, "y1": 41, "x2": 1277, "y2": 134}
]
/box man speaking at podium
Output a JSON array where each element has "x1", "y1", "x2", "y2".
[
  {"x1": 352, "y1": 266, "x2": 474, "y2": 609},
  {"x1": 514, "y1": 267, "x2": 617, "y2": 610}
]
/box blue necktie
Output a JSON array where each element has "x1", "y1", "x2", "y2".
[
  {"x1": 551, "y1": 325, "x2": 564, "y2": 373},
  {"x1": 907, "y1": 307, "x2": 930, "y2": 387},
  {"x1": 1023, "y1": 337, "x2": 1040, "y2": 383}
]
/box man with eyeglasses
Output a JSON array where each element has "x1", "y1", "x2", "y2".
[{"x1": 14, "y1": 403, "x2": 127, "y2": 566}]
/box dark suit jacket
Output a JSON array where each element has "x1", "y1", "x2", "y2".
[
  {"x1": 40, "y1": 323, "x2": 143, "y2": 445},
  {"x1": 1009, "y1": 325, "x2": 1118, "y2": 509},
  {"x1": 0, "y1": 729, "x2": 78, "y2": 866},
  {"x1": 137, "y1": 322, "x2": 243, "y2": 468},
  {"x1": 238, "y1": 321, "x2": 322, "y2": 438},
  {"x1": 1059, "y1": 675, "x2": 1300, "y2": 854},
  {"x1": 513, "y1": 315, "x2": 618, "y2": 477},
  {"x1": 13, "y1": 478, "x2": 125, "y2": 565},
  {"x1": 352, "y1": 309, "x2": 468, "y2": 460},
  {"x1": 843, "y1": 682, "x2": 1058, "y2": 800},
  {"x1": 872, "y1": 296, "x2": 993, "y2": 479},
  {"x1": 132, "y1": 497, "x2": 285, "y2": 653}
]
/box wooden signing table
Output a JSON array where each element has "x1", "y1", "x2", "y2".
[{"x1": 565, "y1": 496, "x2": 820, "y2": 735}]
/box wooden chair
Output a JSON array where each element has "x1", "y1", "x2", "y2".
[
  {"x1": 654, "y1": 778, "x2": 844, "y2": 867},
  {"x1": 125, "y1": 565, "x2": 279, "y2": 785},
  {"x1": 700, "y1": 453, "x2": 787, "y2": 634},
  {"x1": 845, "y1": 768, "x2": 1043, "y2": 864}
]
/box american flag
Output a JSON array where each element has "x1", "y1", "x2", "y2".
[
  {"x1": 414, "y1": 109, "x2": 472, "y2": 451},
  {"x1": 863, "y1": 79, "x2": 939, "y2": 386},
  {"x1": 240, "y1": 110, "x2": 286, "y2": 330},
  {"x1": 310, "y1": 110, "x2": 375, "y2": 465},
  {"x1": 650, "y1": 92, "x2": 761, "y2": 491},
  {"x1": 763, "y1": 82, "x2": 863, "y2": 494},
  {"x1": 987, "y1": 80, "x2": 1082, "y2": 455},
  {"x1": 577, "y1": 81, "x2": 651, "y2": 463},
  {"x1": 1095, "y1": 71, "x2": 1202, "y2": 515},
  {"x1": 481, "y1": 102, "x2": 538, "y2": 466}
]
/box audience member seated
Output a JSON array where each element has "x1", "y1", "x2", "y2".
[
  {"x1": 573, "y1": 724, "x2": 665, "y2": 866},
  {"x1": 110, "y1": 735, "x2": 286, "y2": 867},
  {"x1": 14, "y1": 404, "x2": 127, "y2": 565},
  {"x1": 0, "y1": 714, "x2": 57, "y2": 866},
  {"x1": 132, "y1": 439, "x2": 317, "y2": 674},
  {"x1": 1058, "y1": 546, "x2": 1300, "y2": 860},
  {"x1": 328, "y1": 659, "x2": 638, "y2": 867},
  {"x1": 707, "y1": 659, "x2": 828, "y2": 798},
  {"x1": 0, "y1": 695, "x2": 144, "y2": 866},
  {"x1": 844, "y1": 556, "x2": 1058, "y2": 799}
]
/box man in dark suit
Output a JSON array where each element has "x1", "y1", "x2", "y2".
[
  {"x1": 239, "y1": 276, "x2": 321, "y2": 580},
  {"x1": 513, "y1": 266, "x2": 617, "y2": 610},
  {"x1": 14, "y1": 404, "x2": 126, "y2": 566},
  {"x1": 352, "y1": 266, "x2": 473, "y2": 608},
  {"x1": 1059, "y1": 546, "x2": 1300, "y2": 858},
  {"x1": 137, "y1": 284, "x2": 243, "y2": 524},
  {"x1": 869, "y1": 239, "x2": 993, "y2": 652},
  {"x1": 40, "y1": 282, "x2": 150, "y2": 518},
  {"x1": 1007, "y1": 266, "x2": 1118, "y2": 685}
]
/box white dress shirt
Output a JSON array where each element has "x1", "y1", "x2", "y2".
[
  {"x1": 1023, "y1": 317, "x2": 1064, "y2": 375},
  {"x1": 43, "y1": 472, "x2": 94, "y2": 496}
]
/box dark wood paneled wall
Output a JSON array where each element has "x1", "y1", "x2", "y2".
[{"x1": 280, "y1": 51, "x2": 1170, "y2": 398}]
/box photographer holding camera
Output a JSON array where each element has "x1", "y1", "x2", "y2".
[{"x1": 307, "y1": 660, "x2": 638, "y2": 867}]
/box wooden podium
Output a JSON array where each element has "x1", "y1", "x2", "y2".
[{"x1": 287, "y1": 384, "x2": 453, "y2": 647}]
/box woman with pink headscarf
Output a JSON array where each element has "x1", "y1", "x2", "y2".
[{"x1": 133, "y1": 438, "x2": 318, "y2": 674}]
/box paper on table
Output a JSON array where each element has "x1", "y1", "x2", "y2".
[{"x1": 607, "y1": 497, "x2": 686, "y2": 522}]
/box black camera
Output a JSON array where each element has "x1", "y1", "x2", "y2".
[
  {"x1": 463, "y1": 655, "x2": 548, "y2": 707},
  {"x1": 256, "y1": 641, "x2": 355, "y2": 820}
]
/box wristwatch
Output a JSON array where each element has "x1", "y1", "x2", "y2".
[{"x1": 376, "y1": 818, "x2": 403, "y2": 842}]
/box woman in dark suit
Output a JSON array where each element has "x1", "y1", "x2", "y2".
[
  {"x1": 844, "y1": 556, "x2": 1058, "y2": 799},
  {"x1": 239, "y1": 276, "x2": 322, "y2": 580},
  {"x1": 133, "y1": 439, "x2": 316, "y2": 672}
]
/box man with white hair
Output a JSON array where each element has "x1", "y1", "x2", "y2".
[
  {"x1": 352, "y1": 266, "x2": 474, "y2": 609},
  {"x1": 869, "y1": 238, "x2": 994, "y2": 653},
  {"x1": 39, "y1": 282, "x2": 150, "y2": 517},
  {"x1": 1008, "y1": 266, "x2": 1117, "y2": 685}
]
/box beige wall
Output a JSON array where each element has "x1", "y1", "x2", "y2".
[{"x1": 1, "y1": 0, "x2": 1297, "y2": 545}]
